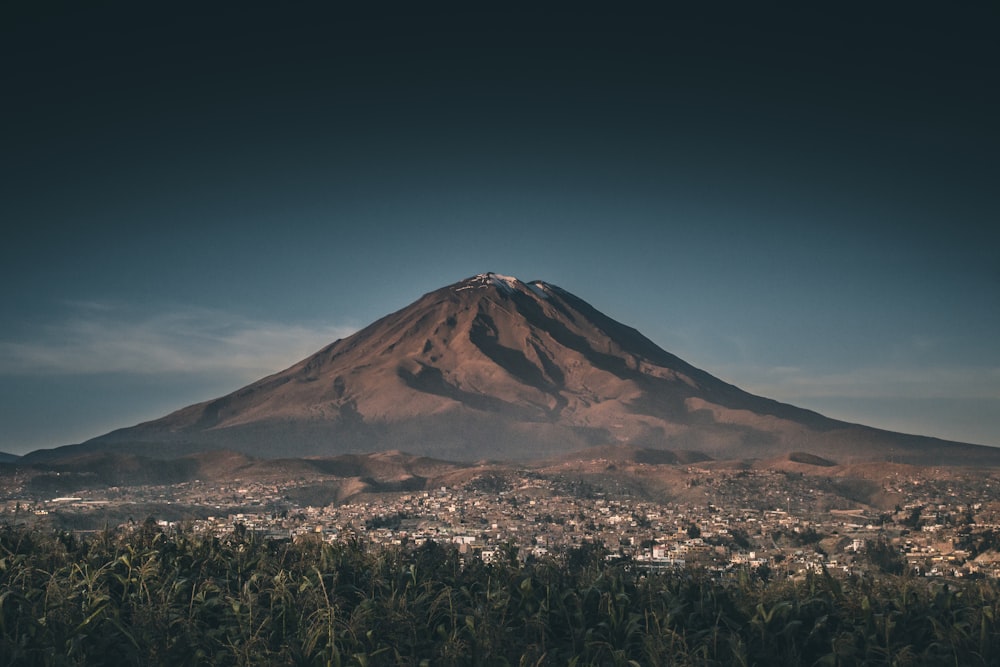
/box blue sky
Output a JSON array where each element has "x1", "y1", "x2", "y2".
[{"x1": 1, "y1": 4, "x2": 998, "y2": 455}]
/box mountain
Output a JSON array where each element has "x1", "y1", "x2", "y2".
[{"x1": 25, "y1": 273, "x2": 1000, "y2": 465}]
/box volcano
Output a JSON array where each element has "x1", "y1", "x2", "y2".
[{"x1": 30, "y1": 273, "x2": 1000, "y2": 465}]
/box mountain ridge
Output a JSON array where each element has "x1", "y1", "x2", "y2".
[{"x1": 22, "y1": 273, "x2": 1000, "y2": 466}]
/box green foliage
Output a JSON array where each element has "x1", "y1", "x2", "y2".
[
  {"x1": 3, "y1": 522, "x2": 1000, "y2": 665},
  {"x1": 902, "y1": 506, "x2": 923, "y2": 529},
  {"x1": 865, "y1": 537, "x2": 907, "y2": 576}
]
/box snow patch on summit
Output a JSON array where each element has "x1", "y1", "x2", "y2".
[
  {"x1": 454, "y1": 273, "x2": 522, "y2": 294},
  {"x1": 527, "y1": 282, "x2": 550, "y2": 299}
]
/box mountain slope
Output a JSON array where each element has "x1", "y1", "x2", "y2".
[{"x1": 27, "y1": 273, "x2": 1000, "y2": 465}]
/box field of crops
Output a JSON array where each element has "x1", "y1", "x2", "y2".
[{"x1": 2, "y1": 522, "x2": 999, "y2": 666}]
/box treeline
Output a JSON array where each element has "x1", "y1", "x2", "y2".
[{"x1": 2, "y1": 522, "x2": 1000, "y2": 666}]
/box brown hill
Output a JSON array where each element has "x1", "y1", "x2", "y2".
[
  {"x1": 25, "y1": 273, "x2": 1000, "y2": 466},
  {"x1": 787, "y1": 452, "x2": 837, "y2": 467},
  {"x1": 539, "y1": 444, "x2": 713, "y2": 467},
  {"x1": 20, "y1": 449, "x2": 468, "y2": 499}
]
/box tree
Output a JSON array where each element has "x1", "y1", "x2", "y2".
[
  {"x1": 902, "y1": 505, "x2": 923, "y2": 529},
  {"x1": 865, "y1": 536, "x2": 905, "y2": 575}
]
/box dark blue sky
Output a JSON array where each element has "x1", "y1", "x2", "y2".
[{"x1": 2, "y1": 4, "x2": 998, "y2": 454}]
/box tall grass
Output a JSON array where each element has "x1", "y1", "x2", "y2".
[{"x1": 2, "y1": 523, "x2": 999, "y2": 665}]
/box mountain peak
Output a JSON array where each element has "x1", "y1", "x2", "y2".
[
  {"x1": 46, "y1": 274, "x2": 1000, "y2": 467},
  {"x1": 453, "y1": 273, "x2": 555, "y2": 301},
  {"x1": 455, "y1": 273, "x2": 522, "y2": 294}
]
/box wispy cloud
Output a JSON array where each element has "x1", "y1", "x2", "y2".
[
  {"x1": 661, "y1": 324, "x2": 1000, "y2": 404},
  {"x1": 717, "y1": 363, "x2": 1000, "y2": 402},
  {"x1": 0, "y1": 303, "x2": 358, "y2": 378}
]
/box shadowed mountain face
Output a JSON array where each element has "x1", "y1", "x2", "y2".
[{"x1": 29, "y1": 274, "x2": 1000, "y2": 465}]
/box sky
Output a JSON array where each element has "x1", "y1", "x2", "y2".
[{"x1": 1, "y1": 4, "x2": 998, "y2": 455}]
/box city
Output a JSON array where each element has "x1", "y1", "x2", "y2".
[{"x1": 5, "y1": 451, "x2": 999, "y2": 580}]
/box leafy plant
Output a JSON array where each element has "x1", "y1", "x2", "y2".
[{"x1": 3, "y1": 522, "x2": 1000, "y2": 666}]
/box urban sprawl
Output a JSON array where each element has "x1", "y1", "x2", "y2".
[{"x1": 5, "y1": 456, "x2": 1000, "y2": 580}]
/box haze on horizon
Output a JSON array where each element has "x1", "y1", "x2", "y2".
[{"x1": 1, "y1": 4, "x2": 998, "y2": 455}]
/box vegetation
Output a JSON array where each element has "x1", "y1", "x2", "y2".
[{"x1": 3, "y1": 522, "x2": 1000, "y2": 666}]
